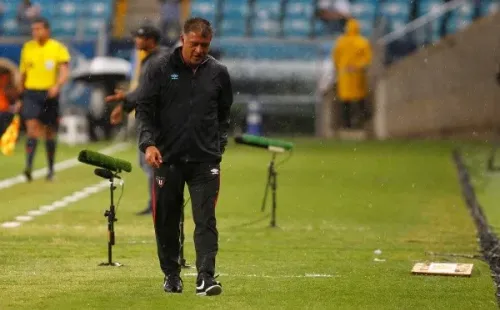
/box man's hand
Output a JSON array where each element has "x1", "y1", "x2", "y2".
[
  {"x1": 145, "y1": 146, "x2": 162, "y2": 169},
  {"x1": 47, "y1": 85, "x2": 60, "y2": 98},
  {"x1": 105, "y1": 89, "x2": 126, "y2": 103},
  {"x1": 110, "y1": 104, "x2": 124, "y2": 125}
]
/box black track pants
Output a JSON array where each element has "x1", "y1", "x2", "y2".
[{"x1": 152, "y1": 162, "x2": 220, "y2": 277}]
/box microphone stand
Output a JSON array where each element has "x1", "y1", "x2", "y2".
[
  {"x1": 179, "y1": 198, "x2": 191, "y2": 268},
  {"x1": 95, "y1": 168, "x2": 123, "y2": 267},
  {"x1": 261, "y1": 151, "x2": 279, "y2": 227}
]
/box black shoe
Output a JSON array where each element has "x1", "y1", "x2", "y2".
[
  {"x1": 163, "y1": 274, "x2": 183, "y2": 293},
  {"x1": 196, "y1": 274, "x2": 222, "y2": 296},
  {"x1": 23, "y1": 169, "x2": 32, "y2": 182},
  {"x1": 136, "y1": 207, "x2": 152, "y2": 216}
]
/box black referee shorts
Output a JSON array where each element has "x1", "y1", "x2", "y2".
[{"x1": 22, "y1": 90, "x2": 60, "y2": 128}]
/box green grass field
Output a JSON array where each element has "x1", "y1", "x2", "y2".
[{"x1": 0, "y1": 138, "x2": 498, "y2": 309}]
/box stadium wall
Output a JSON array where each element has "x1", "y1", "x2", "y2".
[{"x1": 374, "y1": 12, "x2": 500, "y2": 140}]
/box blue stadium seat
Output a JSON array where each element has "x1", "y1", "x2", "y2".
[
  {"x1": 252, "y1": 0, "x2": 283, "y2": 37},
  {"x1": 52, "y1": 18, "x2": 77, "y2": 37},
  {"x1": 313, "y1": 20, "x2": 328, "y2": 38},
  {"x1": 379, "y1": 0, "x2": 410, "y2": 34},
  {"x1": 220, "y1": 0, "x2": 249, "y2": 37},
  {"x1": 447, "y1": 1, "x2": 474, "y2": 34},
  {"x1": 220, "y1": 18, "x2": 246, "y2": 37},
  {"x1": 53, "y1": 1, "x2": 78, "y2": 18},
  {"x1": 0, "y1": 0, "x2": 114, "y2": 38},
  {"x1": 87, "y1": 0, "x2": 113, "y2": 19},
  {"x1": 481, "y1": 0, "x2": 500, "y2": 16},
  {"x1": 0, "y1": 1, "x2": 17, "y2": 14},
  {"x1": 283, "y1": 18, "x2": 310, "y2": 38},
  {"x1": 418, "y1": 0, "x2": 444, "y2": 42},
  {"x1": 379, "y1": 1, "x2": 410, "y2": 19},
  {"x1": 285, "y1": 0, "x2": 315, "y2": 19},
  {"x1": 418, "y1": 0, "x2": 443, "y2": 16},
  {"x1": 84, "y1": 19, "x2": 107, "y2": 37},
  {"x1": 1, "y1": 18, "x2": 20, "y2": 36},
  {"x1": 222, "y1": 0, "x2": 249, "y2": 16},
  {"x1": 191, "y1": 0, "x2": 218, "y2": 24},
  {"x1": 350, "y1": 0, "x2": 377, "y2": 36},
  {"x1": 283, "y1": 0, "x2": 314, "y2": 37}
]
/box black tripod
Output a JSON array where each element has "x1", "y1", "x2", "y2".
[
  {"x1": 95, "y1": 168, "x2": 123, "y2": 267},
  {"x1": 179, "y1": 198, "x2": 191, "y2": 268},
  {"x1": 261, "y1": 152, "x2": 278, "y2": 227}
]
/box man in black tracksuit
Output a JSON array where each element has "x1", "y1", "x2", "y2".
[{"x1": 135, "y1": 17, "x2": 233, "y2": 296}]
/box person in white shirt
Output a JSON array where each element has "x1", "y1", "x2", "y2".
[{"x1": 316, "y1": 0, "x2": 351, "y2": 34}]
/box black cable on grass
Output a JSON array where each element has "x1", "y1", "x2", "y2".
[{"x1": 453, "y1": 149, "x2": 500, "y2": 303}]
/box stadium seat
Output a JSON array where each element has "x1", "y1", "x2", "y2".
[
  {"x1": 191, "y1": 0, "x2": 218, "y2": 25},
  {"x1": 87, "y1": 0, "x2": 113, "y2": 19},
  {"x1": 220, "y1": 0, "x2": 249, "y2": 37},
  {"x1": 350, "y1": 0, "x2": 377, "y2": 36},
  {"x1": 418, "y1": 0, "x2": 444, "y2": 42},
  {"x1": 283, "y1": 18, "x2": 311, "y2": 38},
  {"x1": 52, "y1": 18, "x2": 77, "y2": 37},
  {"x1": 84, "y1": 19, "x2": 107, "y2": 37},
  {"x1": 0, "y1": 0, "x2": 113, "y2": 38},
  {"x1": 379, "y1": 0, "x2": 410, "y2": 34},
  {"x1": 481, "y1": 0, "x2": 500, "y2": 16},
  {"x1": 54, "y1": 1, "x2": 78, "y2": 18},
  {"x1": 313, "y1": 20, "x2": 329, "y2": 38},
  {"x1": 252, "y1": 0, "x2": 283, "y2": 37},
  {"x1": 285, "y1": 0, "x2": 315, "y2": 19},
  {"x1": 1, "y1": 18, "x2": 20, "y2": 36},
  {"x1": 447, "y1": 1, "x2": 474, "y2": 34},
  {"x1": 283, "y1": 0, "x2": 314, "y2": 38}
]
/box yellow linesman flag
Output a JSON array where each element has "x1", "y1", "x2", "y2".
[{"x1": 1, "y1": 114, "x2": 21, "y2": 156}]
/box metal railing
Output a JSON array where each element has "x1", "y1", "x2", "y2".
[{"x1": 377, "y1": 0, "x2": 469, "y2": 47}]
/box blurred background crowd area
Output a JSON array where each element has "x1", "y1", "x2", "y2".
[
  {"x1": 1, "y1": 0, "x2": 498, "y2": 43},
  {"x1": 0, "y1": 0, "x2": 499, "y2": 143}
]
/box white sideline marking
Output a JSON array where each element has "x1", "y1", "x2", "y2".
[
  {"x1": 15, "y1": 215, "x2": 33, "y2": 222},
  {"x1": 1, "y1": 222, "x2": 21, "y2": 228},
  {"x1": 1, "y1": 180, "x2": 111, "y2": 228},
  {"x1": 0, "y1": 142, "x2": 130, "y2": 191},
  {"x1": 183, "y1": 273, "x2": 335, "y2": 278},
  {"x1": 27, "y1": 210, "x2": 45, "y2": 216}
]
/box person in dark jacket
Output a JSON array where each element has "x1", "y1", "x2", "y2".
[
  {"x1": 105, "y1": 25, "x2": 170, "y2": 215},
  {"x1": 135, "y1": 17, "x2": 233, "y2": 296}
]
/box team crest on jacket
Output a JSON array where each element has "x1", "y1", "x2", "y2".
[{"x1": 156, "y1": 176, "x2": 166, "y2": 188}]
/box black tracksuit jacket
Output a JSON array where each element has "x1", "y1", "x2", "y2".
[{"x1": 135, "y1": 47, "x2": 233, "y2": 164}]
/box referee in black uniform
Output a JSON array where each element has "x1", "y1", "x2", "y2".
[{"x1": 135, "y1": 17, "x2": 233, "y2": 296}]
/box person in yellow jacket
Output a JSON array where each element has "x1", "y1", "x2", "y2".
[{"x1": 333, "y1": 18, "x2": 372, "y2": 129}]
